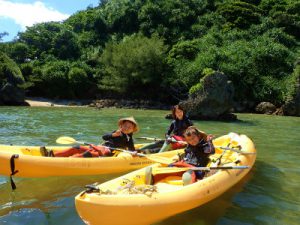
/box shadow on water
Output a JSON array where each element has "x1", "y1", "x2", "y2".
[
  {"x1": 155, "y1": 160, "x2": 292, "y2": 225},
  {"x1": 217, "y1": 160, "x2": 298, "y2": 225}
]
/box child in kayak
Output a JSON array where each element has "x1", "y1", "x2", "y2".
[
  {"x1": 174, "y1": 126, "x2": 215, "y2": 184},
  {"x1": 42, "y1": 117, "x2": 139, "y2": 157},
  {"x1": 159, "y1": 104, "x2": 193, "y2": 152},
  {"x1": 146, "y1": 126, "x2": 214, "y2": 185},
  {"x1": 101, "y1": 116, "x2": 138, "y2": 151}
]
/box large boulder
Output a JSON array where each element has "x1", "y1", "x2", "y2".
[
  {"x1": 0, "y1": 83, "x2": 26, "y2": 105},
  {"x1": 180, "y1": 70, "x2": 236, "y2": 120},
  {"x1": 255, "y1": 102, "x2": 276, "y2": 115},
  {"x1": 0, "y1": 52, "x2": 26, "y2": 105}
]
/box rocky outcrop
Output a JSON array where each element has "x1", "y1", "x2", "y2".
[
  {"x1": 180, "y1": 70, "x2": 236, "y2": 121},
  {"x1": 90, "y1": 99, "x2": 170, "y2": 110},
  {"x1": 255, "y1": 102, "x2": 276, "y2": 115},
  {"x1": 282, "y1": 98, "x2": 300, "y2": 116},
  {"x1": 0, "y1": 83, "x2": 26, "y2": 105}
]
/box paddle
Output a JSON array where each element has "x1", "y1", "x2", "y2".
[
  {"x1": 136, "y1": 137, "x2": 164, "y2": 142},
  {"x1": 55, "y1": 136, "x2": 174, "y2": 165},
  {"x1": 137, "y1": 136, "x2": 187, "y2": 144},
  {"x1": 153, "y1": 165, "x2": 250, "y2": 174},
  {"x1": 214, "y1": 146, "x2": 256, "y2": 155},
  {"x1": 137, "y1": 137, "x2": 254, "y2": 154}
]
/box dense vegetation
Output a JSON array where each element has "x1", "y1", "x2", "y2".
[{"x1": 0, "y1": 0, "x2": 299, "y2": 109}]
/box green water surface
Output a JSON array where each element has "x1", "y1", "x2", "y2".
[{"x1": 0, "y1": 107, "x2": 299, "y2": 225}]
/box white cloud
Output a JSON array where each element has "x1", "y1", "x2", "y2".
[{"x1": 0, "y1": 0, "x2": 69, "y2": 30}]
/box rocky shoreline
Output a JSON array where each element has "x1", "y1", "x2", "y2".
[
  {"x1": 23, "y1": 97, "x2": 171, "y2": 109},
  {"x1": 20, "y1": 97, "x2": 298, "y2": 120}
]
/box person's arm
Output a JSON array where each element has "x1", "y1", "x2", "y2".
[
  {"x1": 166, "y1": 121, "x2": 175, "y2": 136},
  {"x1": 102, "y1": 132, "x2": 114, "y2": 141},
  {"x1": 203, "y1": 140, "x2": 215, "y2": 154}
]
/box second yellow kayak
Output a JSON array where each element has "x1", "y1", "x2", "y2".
[{"x1": 75, "y1": 133, "x2": 256, "y2": 225}]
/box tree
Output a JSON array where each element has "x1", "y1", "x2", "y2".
[
  {"x1": 52, "y1": 29, "x2": 81, "y2": 60},
  {"x1": 40, "y1": 60, "x2": 71, "y2": 98},
  {"x1": 18, "y1": 22, "x2": 63, "y2": 58},
  {"x1": 100, "y1": 34, "x2": 167, "y2": 99},
  {"x1": 0, "y1": 52, "x2": 24, "y2": 86},
  {"x1": 218, "y1": 1, "x2": 262, "y2": 29},
  {"x1": 138, "y1": 0, "x2": 209, "y2": 43},
  {"x1": 10, "y1": 42, "x2": 30, "y2": 63}
]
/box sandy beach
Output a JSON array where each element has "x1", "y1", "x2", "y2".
[{"x1": 25, "y1": 97, "x2": 89, "y2": 107}]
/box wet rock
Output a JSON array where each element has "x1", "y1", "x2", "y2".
[
  {"x1": 255, "y1": 102, "x2": 276, "y2": 115},
  {"x1": 0, "y1": 83, "x2": 25, "y2": 105},
  {"x1": 180, "y1": 71, "x2": 236, "y2": 121},
  {"x1": 90, "y1": 99, "x2": 170, "y2": 110},
  {"x1": 273, "y1": 107, "x2": 284, "y2": 116}
]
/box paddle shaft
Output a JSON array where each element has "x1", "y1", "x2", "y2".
[
  {"x1": 154, "y1": 165, "x2": 250, "y2": 173},
  {"x1": 136, "y1": 137, "x2": 164, "y2": 142},
  {"x1": 215, "y1": 146, "x2": 256, "y2": 155},
  {"x1": 137, "y1": 136, "x2": 187, "y2": 144},
  {"x1": 138, "y1": 137, "x2": 255, "y2": 153}
]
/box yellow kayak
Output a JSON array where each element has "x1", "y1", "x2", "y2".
[
  {"x1": 75, "y1": 133, "x2": 256, "y2": 225},
  {"x1": 0, "y1": 144, "x2": 182, "y2": 178}
]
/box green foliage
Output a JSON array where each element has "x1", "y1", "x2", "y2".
[
  {"x1": 271, "y1": 5, "x2": 300, "y2": 39},
  {"x1": 18, "y1": 22, "x2": 63, "y2": 58},
  {"x1": 3, "y1": 0, "x2": 299, "y2": 106},
  {"x1": 0, "y1": 52, "x2": 24, "y2": 87},
  {"x1": 167, "y1": 40, "x2": 200, "y2": 62},
  {"x1": 100, "y1": 34, "x2": 167, "y2": 98},
  {"x1": 284, "y1": 61, "x2": 300, "y2": 101},
  {"x1": 218, "y1": 1, "x2": 263, "y2": 29},
  {"x1": 66, "y1": 8, "x2": 108, "y2": 45},
  {"x1": 10, "y1": 42, "x2": 30, "y2": 63},
  {"x1": 189, "y1": 68, "x2": 214, "y2": 95},
  {"x1": 39, "y1": 60, "x2": 71, "y2": 98},
  {"x1": 139, "y1": 0, "x2": 209, "y2": 43},
  {"x1": 68, "y1": 67, "x2": 90, "y2": 98},
  {"x1": 52, "y1": 29, "x2": 81, "y2": 60}
]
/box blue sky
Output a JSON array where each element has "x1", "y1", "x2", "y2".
[{"x1": 0, "y1": 0, "x2": 100, "y2": 42}]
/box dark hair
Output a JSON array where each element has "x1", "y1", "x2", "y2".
[
  {"x1": 171, "y1": 105, "x2": 185, "y2": 119},
  {"x1": 184, "y1": 126, "x2": 207, "y2": 140}
]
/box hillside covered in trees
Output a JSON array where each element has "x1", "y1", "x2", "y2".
[{"x1": 0, "y1": 0, "x2": 299, "y2": 115}]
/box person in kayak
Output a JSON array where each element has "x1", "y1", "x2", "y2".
[
  {"x1": 159, "y1": 104, "x2": 193, "y2": 152},
  {"x1": 41, "y1": 117, "x2": 139, "y2": 157},
  {"x1": 101, "y1": 116, "x2": 138, "y2": 151},
  {"x1": 145, "y1": 126, "x2": 214, "y2": 185},
  {"x1": 174, "y1": 126, "x2": 215, "y2": 184}
]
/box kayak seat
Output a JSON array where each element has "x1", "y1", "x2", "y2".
[{"x1": 160, "y1": 176, "x2": 183, "y2": 186}]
